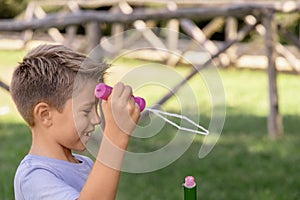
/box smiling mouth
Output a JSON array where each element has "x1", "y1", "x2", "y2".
[{"x1": 84, "y1": 132, "x2": 92, "y2": 137}]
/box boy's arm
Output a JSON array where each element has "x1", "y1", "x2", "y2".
[{"x1": 79, "y1": 83, "x2": 140, "y2": 200}]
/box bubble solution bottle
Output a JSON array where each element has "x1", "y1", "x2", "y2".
[{"x1": 183, "y1": 176, "x2": 197, "y2": 200}]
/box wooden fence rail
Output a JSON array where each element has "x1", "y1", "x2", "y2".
[{"x1": 0, "y1": 2, "x2": 300, "y2": 31}]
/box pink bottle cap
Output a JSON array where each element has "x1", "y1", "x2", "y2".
[
  {"x1": 134, "y1": 97, "x2": 146, "y2": 112},
  {"x1": 184, "y1": 176, "x2": 196, "y2": 188},
  {"x1": 95, "y1": 83, "x2": 112, "y2": 100}
]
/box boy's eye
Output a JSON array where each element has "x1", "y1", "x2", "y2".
[
  {"x1": 83, "y1": 110, "x2": 91, "y2": 115},
  {"x1": 82, "y1": 103, "x2": 96, "y2": 116}
]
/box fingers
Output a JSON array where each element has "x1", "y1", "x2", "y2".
[
  {"x1": 111, "y1": 82, "x2": 124, "y2": 99},
  {"x1": 101, "y1": 82, "x2": 141, "y2": 136},
  {"x1": 132, "y1": 102, "x2": 141, "y2": 121},
  {"x1": 111, "y1": 82, "x2": 132, "y2": 102},
  {"x1": 108, "y1": 82, "x2": 139, "y2": 114},
  {"x1": 121, "y1": 85, "x2": 133, "y2": 102}
]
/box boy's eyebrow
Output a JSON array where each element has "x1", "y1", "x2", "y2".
[
  {"x1": 84, "y1": 98, "x2": 99, "y2": 107},
  {"x1": 83, "y1": 101, "x2": 96, "y2": 108}
]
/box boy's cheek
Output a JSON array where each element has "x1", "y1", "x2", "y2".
[{"x1": 74, "y1": 116, "x2": 90, "y2": 133}]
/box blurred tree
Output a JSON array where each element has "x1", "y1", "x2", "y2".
[{"x1": 0, "y1": 0, "x2": 29, "y2": 19}]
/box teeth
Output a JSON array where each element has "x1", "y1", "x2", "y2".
[{"x1": 85, "y1": 132, "x2": 91, "y2": 137}]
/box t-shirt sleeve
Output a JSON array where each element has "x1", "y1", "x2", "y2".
[{"x1": 20, "y1": 168, "x2": 80, "y2": 200}]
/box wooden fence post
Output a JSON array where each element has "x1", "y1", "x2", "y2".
[
  {"x1": 225, "y1": 16, "x2": 238, "y2": 65},
  {"x1": 85, "y1": 21, "x2": 101, "y2": 52},
  {"x1": 263, "y1": 11, "x2": 283, "y2": 139},
  {"x1": 0, "y1": 80, "x2": 9, "y2": 92},
  {"x1": 65, "y1": 1, "x2": 80, "y2": 49},
  {"x1": 23, "y1": 2, "x2": 35, "y2": 45}
]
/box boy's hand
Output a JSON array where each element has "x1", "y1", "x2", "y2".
[{"x1": 101, "y1": 82, "x2": 140, "y2": 147}]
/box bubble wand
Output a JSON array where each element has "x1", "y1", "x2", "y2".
[{"x1": 95, "y1": 83, "x2": 209, "y2": 135}]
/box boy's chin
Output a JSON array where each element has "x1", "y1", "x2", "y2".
[
  {"x1": 74, "y1": 143, "x2": 88, "y2": 152},
  {"x1": 79, "y1": 136, "x2": 91, "y2": 146}
]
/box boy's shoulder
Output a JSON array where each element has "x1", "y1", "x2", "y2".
[
  {"x1": 14, "y1": 153, "x2": 94, "y2": 199},
  {"x1": 15, "y1": 153, "x2": 94, "y2": 180},
  {"x1": 18, "y1": 153, "x2": 93, "y2": 169}
]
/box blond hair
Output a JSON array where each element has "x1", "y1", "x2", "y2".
[{"x1": 10, "y1": 44, "x2": 109, "y2": 126}]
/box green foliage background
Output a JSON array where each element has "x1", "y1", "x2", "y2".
[{"x1": 0, "y1": 0, "x2": 29, "y2": 19}]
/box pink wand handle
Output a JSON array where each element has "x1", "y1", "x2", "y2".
[{"x1": 95, "y1": 83, "x2": 146, "y2": 112}]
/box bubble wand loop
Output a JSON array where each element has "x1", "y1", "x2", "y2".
[{"x1": 95, "y1": 83, "x2": 209, "y2": 136}]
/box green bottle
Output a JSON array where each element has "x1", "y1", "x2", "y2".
[{"x1": 183, "y1": 176, "x2": 197, "y2": 200}]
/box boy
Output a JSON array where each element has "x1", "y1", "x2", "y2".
[{"x1": 11, "y1": 44, "x2": 141, "y2": 199}]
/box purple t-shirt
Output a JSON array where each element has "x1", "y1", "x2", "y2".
[{"x1": 14, "y1": 154, "x2": 94, "y2": 200}]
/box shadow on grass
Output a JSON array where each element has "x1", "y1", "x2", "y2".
[
  {"x1": 118, "y1": 113, "x2": 300, "y2": 200},
  {"x1": 0, "y1": 113, "x2": 299, "y2": 200},
  {"x1": 0, "y1": 122, "x2": 30, "y2": 200}
]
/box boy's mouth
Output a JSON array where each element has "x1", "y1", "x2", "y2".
[{"x1": 83, "y1": 132, "x2": 92, "y2": 137}]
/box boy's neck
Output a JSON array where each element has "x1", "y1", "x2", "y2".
[
  {"x1": 29, "y1": 146, "x2": 80, "y2": 163},
  {"x1": 29, "y1": 129, "x2": 80, "y2": 164}
]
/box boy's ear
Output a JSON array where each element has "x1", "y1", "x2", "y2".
[{"x1": 33, "y1": 102, "x2": 53, "y2": 127}]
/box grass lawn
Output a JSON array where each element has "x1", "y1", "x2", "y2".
[{"x1": 0, "y1": 51, "x2": 299, "y2": 200}]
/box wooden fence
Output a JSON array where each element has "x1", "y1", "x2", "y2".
[{"x1": 0, "y1": 0, "x2": 300, "y2": 139}]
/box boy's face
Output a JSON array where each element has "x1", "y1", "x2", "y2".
[{"x1": 52, "y1": 80, "x2": 101, "y2": 151}]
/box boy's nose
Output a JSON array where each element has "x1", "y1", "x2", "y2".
[
  {"x1": 92, "y1": 114, "x2": 101, "y2": 126},
  {"x1": 91, "y1": 112, "x2": 101, "y2": 126}
]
